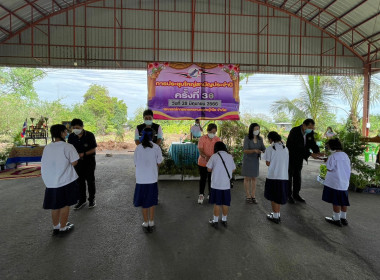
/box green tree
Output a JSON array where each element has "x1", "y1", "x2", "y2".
[
  {"x1": 81, "y1": 84, "x2": 127, "y2": 137},
  {"x1": 0, "y1": 67, "x2": 45, "y2": 100},
  {"x1": 327, "y1": 76, "x2": 380, "y2": 129},
  {"x1": 270, "y1": 76, "x2": 333, "y2": 131}
]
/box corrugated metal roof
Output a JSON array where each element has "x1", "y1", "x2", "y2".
[{"x1": 0, "y1": 0, "x2": 379, "y2": 74}]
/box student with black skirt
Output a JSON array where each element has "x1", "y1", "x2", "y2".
[
  {"x1": 206, "y1": 141, "x2": 236, "y2": 228},
  {"x1": 264, "y1": 131, "x2": 289, "y2": 224},
  {"x1": 41, "y1": 124, "x2": 79, "y2": 235},
  {"x1": 133, "y1": 127, "x2": 163, "y2": 233},
  {"x1": 322, "y1": 138, "x2": 351, "y2": 227}
]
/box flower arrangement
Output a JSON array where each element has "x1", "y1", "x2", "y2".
[
  {"x1": 218, "y1": 64, "x2": 240, "y2": 80},
  {"x1": 148, "y1": 62, "x2": 169, "y2": 78}
]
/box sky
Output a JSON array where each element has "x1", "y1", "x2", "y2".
[{"x1": 34, "y1": 69, "x2": 380, "y2": 122}]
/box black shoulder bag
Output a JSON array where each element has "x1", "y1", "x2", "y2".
[{"x1": 217, "y1": 152, "x2": 234, "y2": 189}]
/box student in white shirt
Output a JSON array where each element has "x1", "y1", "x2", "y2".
[
  {"x1": 133, "y1": 127, "x2": 163, "y2": 233},
  {"x1": 264, "y1": 131, "x2": 289, "y2": 224},
  {"x1": 322, "y1": 138, "x2": 351, "y2": 227},
  {"x1": 206, "y1": 141, "x2": 236, "y2": 228},
  {"x1": 41, "y1": 124, "x2": 79, "y2": 235}
]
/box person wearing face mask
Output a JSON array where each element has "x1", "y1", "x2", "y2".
[
  {"x1": 68, "y1": 118, "x2": 98, "y2": 210},
  {"x1": 41, "y1": 124, "x2": 79, "y2": 235},
  {"x1": 135, "y1": 109, "x2": 163, "y2": 146},
  {"x1": 324, "y1": 126, "x2": 336, "y2": 139},
  {"x1": 190, "y1": 119, "x2": 203, "y2": 141},
  {"x1": 286, "y1": 118, "x2": 323, "y2": 204},
  {"x1": 197, "y1": 123, "x2": 220, "y2": 204},
  {"x1": 241, "y1": 123, "x2": 266, "y2": 204}
]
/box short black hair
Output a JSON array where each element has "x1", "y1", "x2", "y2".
[
  {"x1": 207, "y1": 123, "x2": 217, "y2": 132},
  {"x1": 50, "y1": 124, "x2": 67, "y2": 142},
  {"x1": 267, "y1": 131, "x2": 281, "y2": 142},
  {"x1": 141, "y1": 127, "x2": 154, "y2": 149},
  {"x1": 214, "y1": 141, "x2": 228, "y2": 153},
  {"x1": 195, "y1": 119, "x2": 200, "y2": 122},
  {"x1": 143, "y1": 109, "x2": 154, "y2": 118},
  {"x1": 303, "y1": 118, "x2": 315, "y2": 126},
  {"x1": 327, "y1": 138, "x2": 343, "y2": 151},
  {"x1": 71, "y1": 118, "x2": 83, "y2": 127}
]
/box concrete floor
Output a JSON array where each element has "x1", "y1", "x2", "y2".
[{"x1": 0, "y1": 154, "x2": 379, "y2": 280}]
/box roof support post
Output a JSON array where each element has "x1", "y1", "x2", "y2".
[{"x1": 362, "y1": 63, "x2": 371, "y2": 136}]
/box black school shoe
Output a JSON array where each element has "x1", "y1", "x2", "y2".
[
  {"x1": 74, "y1": 201, "x2": 87, "y2": 210},
  {"x1": 221, "y1": 221, "x2": 228, "y2": 228},
  {"x1": 89, "y1": 200, "x2": 96, "y2": 209},
  {"x1": 293, "y1": 194, "x2": 306, "y2": 203},
  {"x1": 209, "y1": 219, "x2": 218, "y2": 229},
  {"x1": 266, "y1": 213, "x2": 280, "y2": 224},
  {"x1": 340, "y1": 218, "x2": 348, "y2": 226},
  {"x1": 60, "y1": 222, "x2": 74, "y2": 234},
  {"x1": 325, "y1": 217, "x2": 342, "y2": 227},
  {"x1": 52, "y1": 229, "x2": 60, "y2": 236},
  {"x1": 142, "y1": 225, "x2": 150, "y2": 233}
]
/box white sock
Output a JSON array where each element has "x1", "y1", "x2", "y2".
[
  {"x1": 222, "y1": 215, "x2": 227, "y2": 221},
  {"x1": 142, "y1": 222, "x2": 149, "y2": 227},
  {"x1": 340, "y1": 212, "x2": 347, "y2": 219},
  {"x1": 213, "y1": 216, "x2": 219, "y2": 222},
  {"x1": 53, "y1": 223, "x2": 60, "y2": 229},
  {"x1": 148, "y1": 220, "x2": 155, "y2": 226},
  {"x1": 59, "y1": 226, "x2": 67, "y2": 231},
  {"x1": 333, "y1": 211, "x2": 341, "y2": 221},
  {"x1": 273, "y1": 212, "x2": 279, "y2": 219}
]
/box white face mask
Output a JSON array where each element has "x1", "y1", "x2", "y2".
[
  {"x1": 144, "y1": 120, "x2": 153, "y2": 126},
  {"x1": 208, "y1": 133, "x2": 215, "y2": 139},
  {"x1": 73, "y1": 128, "x2": 82, "y2": 135},
  {"x1": 253, "y1": 130, "x2": 260, "y2": 136}
]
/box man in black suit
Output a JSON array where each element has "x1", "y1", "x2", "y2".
[{"x1": 286, "y1": 119, "x2": 322, "y2": 203}]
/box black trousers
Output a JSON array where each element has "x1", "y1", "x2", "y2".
[
  {"x1": 75, "y1": 159, "x2": 96, "y2": 203},
  {"x1": 198, "y1": 165, "x2": 211, "y2": 195},
  {"x1": 288, "y1": 165, "x2": 302, "y2": 198}
]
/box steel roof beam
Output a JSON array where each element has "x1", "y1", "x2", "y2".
[
  {"x1": 280, "y1": 0, "x2": 288, "y2": 9},
  {"x1": 0, "y1": 4, "x2": 31, "y2": 26},
  {"x1": 338, "y1": 11, "x2": 380, "y2": 38},
  {"x1": 308, "y1": 0, "x2": 337, "y2": 22},
  {"x1": 351, "y1": 31, "x2": 380, "y2": 47},
  {"x1": 246, "y1": 0, "x2": 366, "y2": 62},
  {"x1": 23, "y1": 0, "x2": 49, "y2": 17},
  {"x1": 52, "y1": 0, "x2": 63, "y2": 10},
  {"x1": 294, "y1": 0, "x2": 310, "y2": 15},
  {"x1": 323, "y1": 0, "x2": 367, "y2": 30}
]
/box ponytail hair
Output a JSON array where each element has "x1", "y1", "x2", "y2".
[
  {"x1": 267, "y1": 131, "x2": 285, "y2": 150},
  {"x1": 50, "y1": 124, "x2": 67, "y2": 142},
  {"x1": 140, "y1": 127, "x2": 153, "y2": 148}
]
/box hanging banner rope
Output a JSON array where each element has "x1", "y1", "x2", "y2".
[{"x1": 147, "y1": 62, "x2": 240, "y2": 120}]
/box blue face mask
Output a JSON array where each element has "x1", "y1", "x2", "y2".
[
  {"x1": 305, "y1": 129, "x2": 313, "y2": 134},
  {"x1": 65, "y1": 134, "x2": 69, "y2": 141}
]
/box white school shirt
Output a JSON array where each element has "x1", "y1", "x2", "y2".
[
  {"x1": 324, "y1": 152, "x2": 351, "y2": 191},
  {"x1": 206, "y1": 151, "x2": 236, "y2": 190},
  {"x1": 41, "y1": 141, "x2": 79, "y2": 188},
  {"x1": 264, "y1": 143, "x2": 289, "y2": 180},
  {"x1": 134, "y1": 142, "x2": 163, "y2": 184}
]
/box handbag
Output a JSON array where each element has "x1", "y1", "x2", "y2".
[{"x1": 217, "y1": 152, "x2": 234, "y2": 189}]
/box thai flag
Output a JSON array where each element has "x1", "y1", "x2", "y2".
[{"x1": 20, "y1": 120, "x2": 27, "y2": 138}]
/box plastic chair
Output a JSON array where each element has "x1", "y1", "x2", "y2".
[
  {"x1": 371, "y1": 145, "x2": 380, "y2": 162},
  {"x1": 364, "y1": 150, "x2": 370, "y2": 162}
]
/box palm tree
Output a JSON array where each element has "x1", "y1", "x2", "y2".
[
  {"x1": 326, "y1": 76, "x2": 380, "y2": 129},
  {"x1": 270, "y1": 76, "x2": 333, "y2": 126}
]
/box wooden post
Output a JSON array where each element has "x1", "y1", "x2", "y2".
[{"x1": 362, "y1": 64, "x2": 371, "y2": 137}]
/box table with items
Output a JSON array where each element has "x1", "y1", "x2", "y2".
[
  {"x1": 169, "y1": 142, "x2": 199, "y2": 166},
  {"x1": 5, "y1": 146, "x2": 45, "y2": 168}
]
